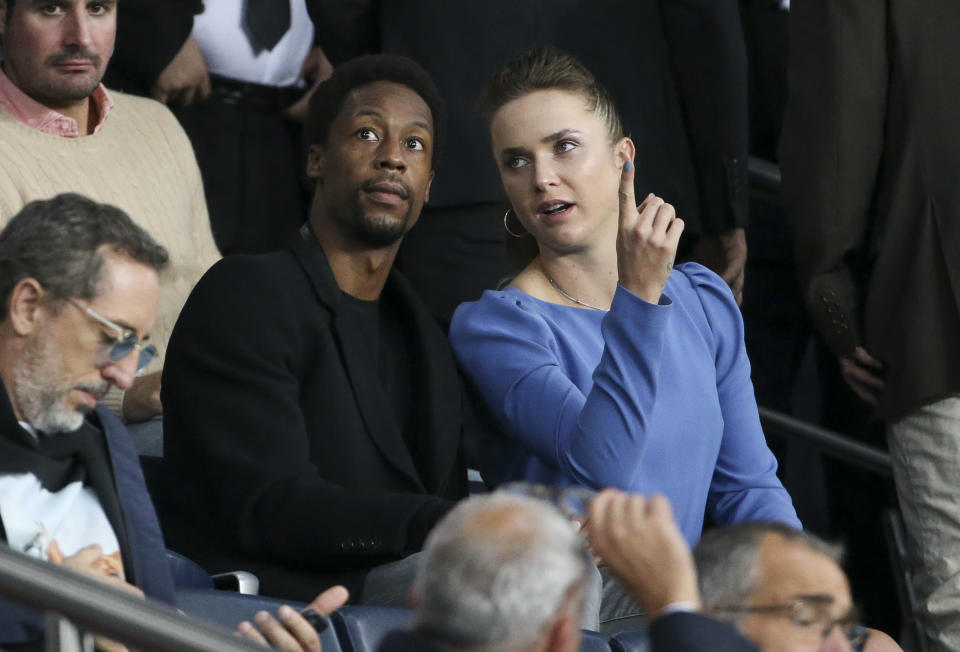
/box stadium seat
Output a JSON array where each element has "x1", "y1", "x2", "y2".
[
  {"x1": 609, "y1": 628, "x2": 651, "y2": 652},
  {"x1": 331, "y1": 605, "x2": 412, "y2": 652},
  {"x1": 175, "y1": 588, "x2": 342, "y2": 651}
]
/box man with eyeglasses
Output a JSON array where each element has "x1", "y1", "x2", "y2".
[
  {"x1": 0, "y1": 194, "x2": 342, "y2": 650},
  {"x1": 693, "y1": 522, "x2": 900, "y2": 652},
  {"x1": 588, "y1": 490, "x2": 901, "y2": 652}
]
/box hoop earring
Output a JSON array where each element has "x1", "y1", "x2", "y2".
[{"x1": 503, "y1": 209, "x2": 528, "y2": 238}]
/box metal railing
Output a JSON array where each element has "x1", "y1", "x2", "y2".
[
  {"x1": 758, "y1": 406, "x2": 893, "y2": 478},
  {"x1": 0, "y1": 546, "x2": 261, "y2": 652}
]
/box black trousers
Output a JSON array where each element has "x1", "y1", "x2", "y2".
[{"x1": 173, "y1": 97, "x2": 309, "y2": 256}]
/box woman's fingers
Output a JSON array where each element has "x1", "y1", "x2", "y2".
[{"x1": 618, "y1": 160, "x2": 637, "y2": 228}]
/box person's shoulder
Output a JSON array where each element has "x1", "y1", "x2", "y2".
[
  {"x1": 452, "y1": 287, "x2": 544, "y2": 328},
  {"x1": 450, "y1": 287, "x2": 558, "y2": 353},
  {"x1": 107, "y1": 89, "x2": 177, "y2": 121},
  {"x1": 105, "y1": 90, "x2": 191, "y2": 145},
  {"x1": 191, "y1": 250, "x2": 301, "y2": 306},
  {"x1": 668, "y1": 262, "x2": 730, "y2": 297}
]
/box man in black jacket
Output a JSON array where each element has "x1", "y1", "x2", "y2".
[{"x1": 161, "y1": 55, "x2": 468, "y2": 605}]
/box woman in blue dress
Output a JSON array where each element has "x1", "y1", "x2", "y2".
[{"x1": 450, "y1": 47, "x2": 799, "y2": 548}]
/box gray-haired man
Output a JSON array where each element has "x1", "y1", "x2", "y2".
[{"x1": 0, "y1": 194, "x2": 340, "y2": 650}]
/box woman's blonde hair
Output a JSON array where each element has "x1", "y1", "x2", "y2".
[{"x1": 477, "y1": 46, "x2": 626, "y2": 143}]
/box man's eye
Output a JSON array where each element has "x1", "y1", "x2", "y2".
[
  {"x1": 41, "y1": 4, "x2": 64, "y2": 15},
  {"x1": 405, "y1": 137, "x2": 425, "y2": 151},
  {"x1": 505, "y1": 156, "x2": 529, "y2": 170},
  {"x1": 357, "y1": 128, "x2": 379, "y2": 141},
  {"x1": 88, "y1": 3, "x2": 109, "y2": 16},
  {"x1": 555, "y1": 140, "x2": 578, "y2": 154}
]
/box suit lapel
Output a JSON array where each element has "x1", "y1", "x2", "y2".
[
  {"x1": 290, "y1": 232, "x2": 424, "y2": 491},
  {"x1": 96, "y1": 407, "x2": 175, "y2": 605},
  {"x1": 389, "y1": 272, "x2": 463, "y2": 495}
]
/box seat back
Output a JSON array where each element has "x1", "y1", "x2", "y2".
[
  {"x1": 175, "y1": 588, "x2": 342, "y2": 651},
  {"x1": 581, "y1": 629, "x2": 614, "y2": 650},
  {"x1": 166, "y1": 549, "x2": 214, "y2": 590},
  {"x1": 609, "y1": 628, "x2": 651, "y2": 652},
  {"x1": 331, "y1": 606, "x2": 412, "y2": 652}
]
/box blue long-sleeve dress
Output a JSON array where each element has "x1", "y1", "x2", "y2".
[{"x1": 450, "y1": 263, "x2": 800, "y2": 546}]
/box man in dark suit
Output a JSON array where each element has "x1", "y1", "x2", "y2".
[
  {"x1": 161, "y1": 55, "x2": 468, "y2": 605},
  {"x1": 779, "y1": 2, "x2": 960, "y2": 649},
  {"x1": 309, "y1": 0, "x2": 750, "y2": 325}
]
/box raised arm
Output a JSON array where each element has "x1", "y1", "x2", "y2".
[{"x1": 689, "y1": 268, "x2": 799, "y2": 527}]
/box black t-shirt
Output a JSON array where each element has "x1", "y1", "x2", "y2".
[{"x1": 338, "y1": 292, "x2": 414, "y2": 452}]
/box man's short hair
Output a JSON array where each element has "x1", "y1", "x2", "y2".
[
  {"x1": 0, "y1": 193, "x2": 170, "y2": 314},
  {"x1": 305, "y1": 54, "x2": 447, "y2": 170},
  {"x1": 412, "y1": 492, "x2": 591, "y2": 652},
  {"x1": 693, "y1": 522, "x2": 843, "y2": 627}
]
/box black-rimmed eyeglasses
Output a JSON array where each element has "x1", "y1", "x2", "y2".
[
  {"x1": 712, "y1": 600, "x2": 869, "y2": 648},
  {"x1": 68, "y1": 299, "x2": 158, "y2": 375}
]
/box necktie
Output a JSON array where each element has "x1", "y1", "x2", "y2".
[{"x1": 243, "y1": 0, "x2": 292, "y2": 54}]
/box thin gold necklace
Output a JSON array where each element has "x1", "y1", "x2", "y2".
[{"x1": 547, "y1": 275, "x2": 606, "y2": 311}]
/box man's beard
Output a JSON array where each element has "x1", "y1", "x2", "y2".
[
  {"x1": 28, "y1": 47, "x2": 104, "y2": 107},
  {"x1": 11, "y1": 329, "x2": 109, "y2": 434},
  {"x1": 347, "y1": 208, "x2": 411, "y2": 247}
]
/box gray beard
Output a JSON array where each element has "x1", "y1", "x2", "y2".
[{"x1": 12, "y1": 332, "x2": 93, "y2": 434}]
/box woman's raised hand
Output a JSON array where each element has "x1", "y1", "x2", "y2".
[{"x1": 616, "y1": 161, "x2": 684, "y2": 304}]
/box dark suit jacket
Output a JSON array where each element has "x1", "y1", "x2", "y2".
[
  {"x1": 309, "y1": 0, "x2": 748, "y2": 237},
  {"x1": 0, "y1": 405, "x2": 175, "y2": 646},
  {"x1": 780, "y1": 0, "x2": 960, "y2": 419},
  {"x1": 376, "y1": 612, "x2": 756, "y2": 652},
  {"x1": 102, "y1": 0, "x2": 204, "y2": 95},
  {"x1": 161, "y1": 232, "x2": 468, "y2": 600},
  {"x1": 650, "y1": 611, "x2": 757, "y2": 651}
]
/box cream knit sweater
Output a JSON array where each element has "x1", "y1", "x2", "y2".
[{"x1": 0, "y1": 91, "x2": 221, "y2": 415}]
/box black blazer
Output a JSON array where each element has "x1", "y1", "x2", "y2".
[
  {"x1": 309, "y1": 0, "x2": 749, "y2": 237},
  {"x1": 376, "y1": 612, "x2": 756, "y2": 652},
  {"x1": 650, "y1": 612, "x2": 757, "y2": 651},
  {"x1": 780, "y1": 0, "x2": 960, "y2": 419},
  {"x1": 161, "y1": 233, "x2": 467, "y2": 600},
  {"x1": 102, "y1": 0, "x2": 203, "y2": 95}
]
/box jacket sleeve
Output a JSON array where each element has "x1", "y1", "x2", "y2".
[
  {"x1": 778, "y1": 0, "x2": 889, "y2": 356},
  {"x1": 105, "y1": 0, "x2": 203, "y2": 95},
  {"x1": 651, "y1": 612, "x2": 758, "y2": 652},
  {"x1": 660, "y1": 0, "x2": 750, "y2": 234},
  {"x1": 161, "y1": 258, "x2": 452, "y2": 567}
]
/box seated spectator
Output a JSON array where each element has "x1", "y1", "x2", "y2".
[
  {"x1": 0, "y1": 0, "x2": 220, "y2": 433},
  {"x1": 380, "y1": 492, "x2": 591, "y2": 652},
  {"x1": 0, "y1": 194, "x2": 339, "y2": 650},
  {"x1": 161, "y1": 55, "x2": 469, "y2": 604},
  {"x1": 449, "y1": 46, "x2": 798, "y2": 624},
  {"x1": 695, "y1": 521, "x2": 901, "y2": 652},
  {"x1": 587, "y1": 489, "x2": 901, "y2": 651},
  {"x1": 382, "y1": 490, "x2": 750, "y2": 652}
]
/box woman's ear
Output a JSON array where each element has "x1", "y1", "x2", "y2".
[{"x1": 615, "y1": 136, "x2": 636, "y2": 169}]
